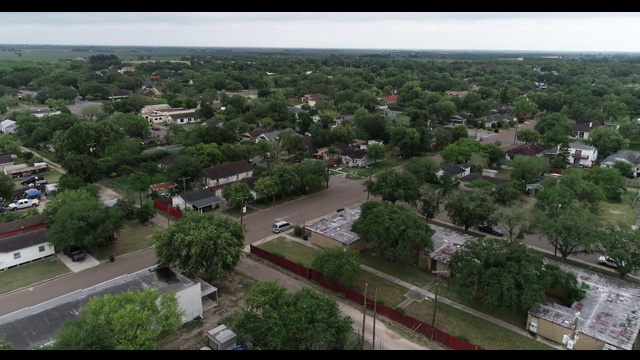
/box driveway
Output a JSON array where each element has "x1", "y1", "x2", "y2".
[{"x1": 467, "y1": 120, "x2": 537, "y2": 148}]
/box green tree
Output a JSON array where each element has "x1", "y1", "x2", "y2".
[
  {"x1": 585, "y1": 126, "x2": 629, "y2": 160},
  {"x1": 153, "y1": 211, "x2": 245, "y2": 282},
  {"x1": 50, "y1": 288, "x2": 182, "y2": 350},
  {"x1": 440, "y1": 137, "x2": 486, "y2": 164},
  {"x1": 402, "y1": 156, "x2": 440, "y2": 185},
  {"x1": 444, "y1": 189, "x2": 497, "y2": 231},
  {"x1": 509, "y1": 155, "x2": 550, "y2": 184},
  {"x1": 364, "y1": 170, "x2": 421, "y2": 205},
  {"x1": 516, "y1": 128, "x2": 540, "y2": 143},
  {"x1": 597, "y1": 222, "x2": 640, "y2": 279},
  {"x1": 55, "y1": 174, "x2": 99, "y2": 197},
  {"x1": 312, "y1": 247, "x2": 360, "y2": 287},
  {"x1": 255, "y1": 138, "x2": 287, "y2": 174},
  {"x1": 234, "y1": 281, "x2": 353, "y2": 350},
  {"x1": 416, "y1": 183, "x2": 447, "y2": 221},
  {"x1": 366, "y1": 143, "x2": 385, "y2": 167},
  {"x1": 586, "y1": 166, "x2": 627, "y2": 202},
  {"x1": 532, "y1": 205, "x2": 601, "y2": 260},
  {"x1": 389, "y1": 125, "x2": 421, "y2": 158},
  {"x1": 221, "y1": 181, "x2": 254, "y2": 210},
  {"x1": 272, "y1": 164, "x2": 299, "y2": 199},
  {"x1": 0, "y1": 134, "x2": 21, "y2": 155},
  {"x1": 134, "y1": 203, "x2": 156, "y2": 225},
  {"x1": 291, "y1": 159, "x2": 326, "y2": 194},
  {"x1": 164, "y1": 155, "x2": 204, "y2": 191},
  {"x1": 351, "y1": 201, "x2": 434, "y2": 264},
  {"x1": 0, "y1": 174, "x2": 15, "y2": 202},
  {"x1": 254, "y1": 176, "x2": 278, "y2": 203},
  {"x1": 130, "y1": 171, "x2": 150, "y2": 206},
  {"x1": 0, "y1": 334, "x2": 12, "y2": 350},
  {"x1": 448, "y1": 238, "x2": 585, "y2": 311},
  {"x1": 451, "y1": 125, "x2": 468, "y2": 142},
  {"x1": 489, "y1": 207, "x2": 532, "y2": 242},
  {"x1": 44, "y1": 190, "x2": 125, "y2": 251},
  {"x1": 493, "y1": 180, "x2": 524, "y2": 207},
  {"x1": 612, "y1": 160, "x2": 634, "y2": 178}
]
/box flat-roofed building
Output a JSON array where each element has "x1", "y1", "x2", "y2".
[{"x1": 305, "y1": 204, "x2": 364, "y2": 251}]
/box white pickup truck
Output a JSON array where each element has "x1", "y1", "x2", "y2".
[{"x1": 8, "y1": 198, "x2": 39, "y2": 211}]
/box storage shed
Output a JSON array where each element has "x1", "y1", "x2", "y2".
[{"x1": 207, "y1": 324, "x2": 237, "y2": 350}]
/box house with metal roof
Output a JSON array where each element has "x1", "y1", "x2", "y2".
[
  {"x1": 305, "y1": 204, "x2": 364, "y2": 252},
  {"x1": 0, "y1": 227, "x2": 54, "y2": 271},
  {"x1": 203, "y1": 161, "x2": 253, "y2": 188},
  {"x1": 172, "y1": 188, "x2": 223, "y2": 213},
  {"x1": 600, "y1": 150, "x2": 640, "y2": 178}
]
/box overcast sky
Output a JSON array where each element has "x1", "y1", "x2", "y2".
[{"x1": 1, "y1": 12, "x2": 639, "y2": 52}]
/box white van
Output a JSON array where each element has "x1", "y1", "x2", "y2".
[{"x1": 271, "y1": 221, "x2": 293, "y2": 233}]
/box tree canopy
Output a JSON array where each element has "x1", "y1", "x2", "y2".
[
  {"x1": 233, "y1": 281, "x2": 353, "y2": 350},
  {"x1": 153, "y1": 210, "x2": 245, "y2": 282}
]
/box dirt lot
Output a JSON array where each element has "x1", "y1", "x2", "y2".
[{"x1": 158, "y1": 271, "x2": 256, "y2": 350}]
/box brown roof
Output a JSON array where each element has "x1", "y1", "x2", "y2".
[
  {"x1": 0, "y1": 215, "x2": 47, "y2": 237},
  {"x1": 156, "y1": 153, "x2": 180, "y2": 166},
  {"x1": 506, "y1": 142, "x2": 549, "y2": 156},
  {"x1": 572, "y1": 120, "x2": 604, "y2": 132},
  {"x1": 149, "y1": 181, "x2": 177, "y2": 192},
  {"x1": 204, "y1": 160, "x2": 252, "y2": 180},
  {"x1": 0, "y1": 227, "x2": 49, "y2": 253},
  {"x1": 341, "y1": 148, "x2": 368, "y2": 160},
  {"x1": 459, "y1": 173, "x2": 508, "y2": 185}
]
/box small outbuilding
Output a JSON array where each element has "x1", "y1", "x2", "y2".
[{"x1": 207, "y1": 324, "x2": 237, "y2": 350}]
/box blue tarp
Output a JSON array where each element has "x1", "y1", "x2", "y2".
[{"x1": 24, "y1": 188, "x2": 41, "y2": 198}]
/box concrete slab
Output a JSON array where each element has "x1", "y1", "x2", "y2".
[{"x1": 56, "y1": 252, "x2": 100, "y2": 273}]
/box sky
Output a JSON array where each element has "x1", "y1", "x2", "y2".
[{"x1": 1, "y1": 12, "x2": 640, "y2": 52}]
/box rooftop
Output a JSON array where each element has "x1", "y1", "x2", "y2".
[
  {"x1": 305, "y1": 204, "x2": 361, "y2": 245},
  {"x1": 0, "y1": 266, "x2": 200, "y2": 350},
  {"x1": 530, "y1": 261, "x2": 640, "y2": 350}
]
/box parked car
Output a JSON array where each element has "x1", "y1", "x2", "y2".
[
  {"x1": 271, "y1": 221, "x2": 293, "y2": 234},
  {"x1": 21, "y1": 176, "x2": 45, "y2": 185},
  {"x1": 478, "y1": 223, "x2": 503, "y2": 236},
  {"x1": 64, "y1": 245, "x2": 87, "y2": 262},
  {"x1": 598, "y1": 256, "x2": 624, "y2": 268},
  {"x1": 8, "y1": 198, "x2": 39, "y2": 210}
]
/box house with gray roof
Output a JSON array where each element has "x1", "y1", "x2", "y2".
[
  {"x1": 172, "y1": 188, "x2": 223, "y2": 213},
  {"x1": 600, "y1": 150, "x2": 640, "y2": 178},
  {"x1": 571, "y1": 120, "x2": 604, "y2": 140},
  {"x1": 0, "y1": 227, "x2": 55, "y2": 271},
  {"x1": 142, "y1": 144, "x2": 185, "y2": 155},
  {"x1": 437, "y1": 163, "x2": 471, "y2": 180},
  {"x1": 0, "y1": 119, "x2": 17, "y2": 134},
  {"x1": 203, "y1": 160, "x2": 253, "y2": 188}
]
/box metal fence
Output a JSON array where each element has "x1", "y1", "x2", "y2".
[
  {"x1": 155, "y1": 200, "x2": 183, "y2": 219},
  {"x1": 250, "y1": 244, "x2": 484, "y2": 351}
]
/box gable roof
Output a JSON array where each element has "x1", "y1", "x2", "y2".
[
  {"x1": 155, "y1": 153, "x2": 180, "y2": 166},
  {"x1": 572, "y1": 120, "x2": 604, "y2": 132},
  {"x1": 0, "y1": 227, "x2": 48, "y2": 253},
  {"x1": 601, "y1": 150, "x2": 640, "y2": 166},
  {"x1": 180, "y1": 188, "x2": 216, "y2": 203},
  {"x1": 111, "y1": 88, "x2": 131, "y2": 97},
  {"x1": 239, "y1": 175, "x2": 262, "y2": 190},
  {"x1": 506, "y1": 142, "x2": 549, "y2": 156},
  {"x1": 459, "y1": 173, "x2": 508, "y2": 185},
  {"x1": 0, "y1": 214, "x2": 47, "y2": 236},
  {"x1": 204, "y1": 160, "x2": 252, "y2": 180},
  {"x1": 149, "y1": 181, "x2": 177, "y2": 192},
  {"x1": 341, "y1": 148, "x2": 368, "y2": 160},
  {"x1": 0, "y1": 119, "x2": 16, "y2": 127},
  {"x1": 440, "y1": 163, "x2": 470, "y2": 176},
  {"x1": 0, "y1": 154, "x2": 13, "y2": 164},
  {"x1": 385, "y1": 94, "x2": 399, "y2": 102},
  {"x1": 204, "y1": 119, "x2": 226, "y2": 128},
  {"x1": 142, "y1": 144, "x2": 185, "y2": 155}
]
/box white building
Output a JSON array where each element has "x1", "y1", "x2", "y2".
[
  {"x1": 0, "y1": 228, "x2": 54, "y2": 271},
  {"x1": 0, "y1": 120, "x2": 17, "y2": 134},
  {"x1": 547, "y1": 141, "x2": 598, "y2": 168}
]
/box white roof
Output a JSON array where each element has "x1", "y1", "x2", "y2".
[{"x1": 0, "y1": 120, "x2": 16, "y2": 127}]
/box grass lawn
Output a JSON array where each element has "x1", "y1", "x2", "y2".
[
  {"x1": 341, "y1": 156, "x2": 406, "y2": 178},
  {"x1": 359, "y1": 250, "x2": 432, "y2": 287},
  {"x1": 221, "y1": 204, "x2": 260, "y2": 219},
  {"x1": 0, "y1": 256, "x2": 70, "y2": 295},
  {"x1": 351, "y1": 270, "x2": 411, "y2": 309},
  {"x1": 109, "y1": 173, "x2": 169, "y2": 193},
  {"x1": 599, "y1": 199, "x2": 639, "y2": 225},
  {"x1": 256, "y1": 237, "x2": 318, "y2": 268},
  {"x1": 403, "y1": 301, "x2": 555, "y2": 350},
  {"x1": 92, "y1": 220, "x2": 160, "y2": 261}
]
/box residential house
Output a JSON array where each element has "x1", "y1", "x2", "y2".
[
  {"x1": 374, "y1": 98, "x2": 389, "y2": 110},
  {"x1": 459, "y1": 169, "x2": 507, "y2": 188},
  {"x1": 203, "y1": 160, "x2": 253, "y2": 188},
  {"x1": 254, "y1": 129, "x2": 282, "y2": 143},
  {"x1": 0, "y1": 214, "x2": 47, "y2": 238},
  {"x1": 546, "y1": 141, "x2": 598, "y2": 168},
  {"x1": 155, "y1": 153, "x2": 180, "y2": 169},
  {"x1": 479, "y1": 114, "x2": 515, "y2": 128},
  {"x1": 0, "y1": 120, "x2": 17, "y2": 134},
  {"x1": 140, "y1": 104, "x2": 172, "y2": 125},
  {"x1": 387, "y1": 106, "x2": 405, "y2": 117},
  {"x1": 32, "y1": 109, "x2": 61, "y2": 118},
  {"x1": 305, "y1": 204, "x2": 365, "y2": 252},
  {"x1": 172, "y1": 188, "x2": 223, "y2": 213},
  {"x1": 142, "y1": 81, "x2": 156, "y2": 90},
  {"x1": 505, "y1": 142, "x2": 550, "y2": 161},
  {"x1": 600, "y1": 150, "x2": 640, "y2": 178},
  {"x1": 0, "y1": 154, "x2": 14, "y2": 172},
  {"x1": 340, "y1": 148, "x2": 374, "y2": 168},
  {"x1": 288, "y1": 106, "x2": 307, "y2": 120},
  {"x1": 141, "y1": 144, "x2": 184, "y2": 156},
  {"x1": 572, "y1": 120, "x2": 604, "y2": 140},
  {"x1": 203, "y1": 119, "x2": 227, "y2": 128},
  {"x1": 165, "y1": 109, "x2": 200, "y2": 125},
  {"x1": 239, "y1": 129, "x2": 272, "y2": 143},
  {"x1": 148, "y1": 181, "x2": 177, "y2": 198},
  {"x1": 437, "y1": 163, "x2": 471, "y2": 180},
  {"x1": 301, "y1": 93, "x2": 329, "y2": 107},
  {"x1": 0, "y1": 227, "x2": 54, "y2": 271},
  {"x1": 525, "y1": 175, "x2": 560, "y2": 196},
  {"x1": 450, "y1": 112, "x2": 469, "y2": 126},
  {"x1": 385, "y1": 94, "x2": 399, "y2": 104},
  {"x1": 355, "y1": 139, "x2": 384, "y2": 151},
  {"x1": 445, "y1": 90, "x2": 468, "y2": 97},
  {"x1": 106, "y1": 88, "x2": 131, "y2": 100},
  {"x1": 333, "y1": 114, "x2": 355, "y2": 127},
  {"x1": 119, "y1": 66, "x2": 135, "y2": 73}
]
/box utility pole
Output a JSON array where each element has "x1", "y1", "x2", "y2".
[
  {"x1": 240, "y1": 196, "x2": 247, "y2": 226},
  {"x1": 366, "y1": 166, "x2": 373, "y2": 201},
  {"x1": 431, "y1": 271, "x2": 447, "y2": 341},
  {"x1": 178, "y1": 176, "x2": 190, "y2": 193},
  {"x1": 372, "y1": 288, "x2": 377, "y2": 350},
  {"x1": 513, "y1": 120, "x2": 519, "y2": 144},
  {"x1": 361, "y1": 283, "x2": 368, "y2": 349}
]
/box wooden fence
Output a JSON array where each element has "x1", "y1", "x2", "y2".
[{"x1": 155, "y1": 200, "x2": 183, "y2": 219}]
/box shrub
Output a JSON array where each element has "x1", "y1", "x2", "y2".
[
  {"x1": 394, "y1": 306, "x2": 406, "y2": 314},
  {"x1": 336, "y1": 208, "x2": 344, "y2": 212},
  {"x1": 293, "y1": 225, "x2": 303, "y2": 236},
  {"x1": 457, "y1": 335, "x2": 470, "y2": 342},
  {"x1": 493, "y1": 128, "x2": 499, "y2": 133}
]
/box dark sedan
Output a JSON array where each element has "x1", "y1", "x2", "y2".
[{"x1": 478, "y1": 223, "x2": 503, "y2": 236}]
